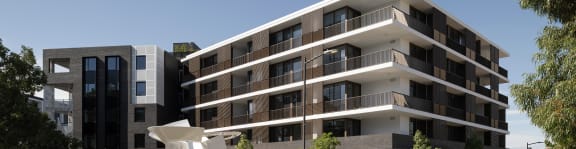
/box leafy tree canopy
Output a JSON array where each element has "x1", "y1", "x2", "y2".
[
  {"x1": 312, "y1": 132, "x2": 340, "y2": 149},
  {"x1": 512, "y1": 0, "x2": 576, "y2": 148},
  {"x1": 235, "y1": 134, "x2": 253, "y2": 149},
  {"x1": 0, "y1": 38, "x2": 80, "y2": 149}
]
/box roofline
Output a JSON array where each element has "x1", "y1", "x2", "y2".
[
  {"x1": 180, "y1": 0, "x2": 341, "y2": 62},
  {"x1": 181, "y1": 0, "x2": 509, "y2": 62},
  {"x1": 423, "y1": 0, "x2": 510, "y2": 57}
]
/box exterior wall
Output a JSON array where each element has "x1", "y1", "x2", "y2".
[
  {"x1": 44, "y1": 45, "x2": 179, "y2": 149},
  {"x1": 183, "y1": 0, "x2": 510, "y2": 148}
]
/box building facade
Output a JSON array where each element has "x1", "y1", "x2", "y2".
[
  {"x1": 180, "y1": 0, "x2": 509, "y2": 148},
  {"x1": 43, "y1": 45, "x2": 180, "y2": 149},
  {"x1": 28, "y1": 96, "x2": 73, "y2": 135}
]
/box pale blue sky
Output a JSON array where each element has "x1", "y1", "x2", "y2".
[{"x1": 0, "y1": 0, "x2": 548, "y2": 148}]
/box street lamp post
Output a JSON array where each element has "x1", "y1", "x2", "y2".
[
  {"x1": 527, "y1": 141, "x2": 544, "y2": 149},
  {"x1": 302, "y1": 49, "x2": 337, "y2": 149}
]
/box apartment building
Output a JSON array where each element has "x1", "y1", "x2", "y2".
[
  {"x1": 43, "y1": 45, "x2": 181, "y2": 149},
  {"x1": 180, "y1": 0, "x2": 509, "y2": 148},
  {"x1": 28, "y1": 96, "x2": 73, "y2": 135}
]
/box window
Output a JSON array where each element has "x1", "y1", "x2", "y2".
[
  {"x1": 447, "y1": 93, "x2": 465, "y2": 108},
  {"x1": 323, "y1": 7, "x2": 360, "y2": 27},
  {"x1": 134, "y1": 108, "x2": 145, "y2": 122},
  {"x1": 447, "y1": 125, "x2": 466, "y2": 142},
  {"x1": 269, "y1": 24, "x2": 302, "y2": 45},
  {"x1": 82, "y1": 57, "x2": 97, "y2": 149},
  {"x1": 447, "y1": 26, "x2": 466, "y2": 46},
  {"x1": 200, "y1": 81, "x2": 218, "y2": 95},
  {"x1": 200, "y1": 108, "x2": 217, "y2": 122},
  {"x1": 134, "y1": 134, "x2": 145, "y2": 148},
  {"x1": 269, "y1": 91, "x2": 301, "y2": 110},
  {"x1": 201, "y1": 54, "x2": 217, "y2": 68},
  {"x1": 323, "y1": 119, "x2": 361, "y2": 137},
  {"x1": 446, "y1": 59, "x2": 465, "y2": 76},
  {"x1": 409, "y1": 44, "x2": 432, "y2": 64},
  {"x1": 484, "y1": 132, "x2": 491, "y2": 146},
  {"x1": 410, "y1": 81, "x2": 432, "y2": 100},
  {"x1": 269, "y1": 124, "x2": 301, "y2": 142},
  {"x1": 269, "y1": 58, "x2": 302, "y2": 86},
  {"x1": 323, "y1": 44, "x2": 361, "y2": 75},
  {"x1": 136, "y1": 55, "x2": 146, "y2": 70},
  {"x1": 136, "y1": 82, "x2": 146, "y2": 96},
  {"x1": 323, "y1": 81, "x2": 361, "y2": 112},
  {"x1": 409, "y1": 118, "x2": 432, "y2": 137},
  {"x1": 410, "y1": 7, "x2": 431, "y2": 26},
  {"x1": 157, "y1": 141, "x2": 165, "y2": 148}
]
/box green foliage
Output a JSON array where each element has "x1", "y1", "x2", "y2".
[
  {"x1": 513, "y1": 0, "x2": 576, "y2": 148},
  {"x1": 0, "y1": 39, "x2": 81, "y2": 149},
  {"x1": 173, "y1": 43, "x2": 197, "y2": 53},
  {"x1": 312, "y1": 132, "x2": 340, "y2": 149},
  {"x1": 464, "y1": 135, "x2": 482, "y2": 149},
  {"x1": 235, "y1": 134, "x2": 253, "y2": 149},
  {"x1": 413, "y1": 130, "x2": 432, "y2": 149}
]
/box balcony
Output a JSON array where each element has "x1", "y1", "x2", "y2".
[
  {"x1": 200, "y1": 119, "x2": 219, "y2": 129},
  {"x1": 231, "y1": 114, "x2": 255, "y2": 125},
  {"x1": 232, "y1": 83, "x2": 253, "y2": 96},
  {"x1": 323, "y1": 92, "x2": 433, "y2": 113},
  {"x1": 498, "y1": 121, "x2": 508, "y2": 130},
  {"x1": 324, "y1": 6, "x2": 396, "y2": 38},
  {"x1": 322, "y1": 49, "x2": 433, "y2": 76},
  {"x1": 445, "y1": 106, "x2": 466, "y2": 120},
  {"x1": 446, "y1": 72, "x2": 465, "y2": 87},
  {"x1": 498, "y1": 93, "x2": 508, "y2": 104},
  {"x1": 498, "y1": 66, "x2": 508, "y2": 78},
  {"x1": 269, "y1": 106, "x2": 303, "y2": 120},
  {"x1": 269, "y1": 71, "x2": 302, "y2": 87},
  {"x1": 475, "y1": 85, "x2": 491, "y2": 97},
  {"x1": 270, "y1": 37, "x2": 303, "y2": 55},
  {"x1": 475, "y1": 114, "x2": 490, "y2": 126},
  {"x1": 446, "y1": 39, "x2": 466, "y2": 55},
  {"x1": 200, "y1": 91, "x2": 220, "y2": 103},
  {"x1": 475, "y1": 54, "x2": 491, "y2": 68}
]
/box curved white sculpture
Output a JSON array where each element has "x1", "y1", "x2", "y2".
[{"x1": 148, "y1": 119, "x2": 240, "y2": 149}]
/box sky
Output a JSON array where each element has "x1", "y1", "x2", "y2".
[{"x1": 0, "y1": 0, "x2": 549, "y2": 148}]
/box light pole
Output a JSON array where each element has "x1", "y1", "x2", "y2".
[
  {"x1": 302, "y1": 49, "x2": 337, "y2": 149},
  {"x1": 527, "y1": 141, "x2": 544, "y2": 149}
]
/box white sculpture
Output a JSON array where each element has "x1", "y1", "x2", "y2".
[{"x1": 148, "y1": 120, "x2": 240, "y2": 149}]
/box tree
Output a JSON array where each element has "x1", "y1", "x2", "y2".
[
  {"x1": 235, "y1": 134, "x2": 253, "y2": 149},
  {"x1": 312, "y1": 132, "x2": 340, "y2": 149},
  {"x1": 512, "y1": 0, "x2": 576, "y2": 148},
  {"x1": 413, "y1": 130, "x2": 432, "y2": 149},
  {"x1": 464, "y1": 135, "x2": 482, "y2": 149},
  {"x1": 0, "y1": 38, "x2": 81, "y2": 149}
]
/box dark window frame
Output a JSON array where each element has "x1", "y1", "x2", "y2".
[
  {"x1": 136, "y1": 55, "x2": 146, "y2": 70},
  {"x1": 200, "y1": 108, "x2": 218, "y2": 122},
  {"x1": 323, "y1": 6, "x2": 361, "y2": 27},
  {"x1": 200, "y1": 54, "x2": 218, "y2": 68},
  {"x1": 134, "y1": 107, "x2": 145, "y2": 122},
  {"x1": 323, "y1": 118, "x2": 361, "y2": 137},
  {"x1": 134, "y1": 133, "x2": 145, "y2": 148},
  {"x1": 200, "y1": 81, "x2": 218, "y2": 95},
  {"x1": 269, "y1": 124, "x2": 301, "y2": 142},
  {"x1": 136, "y1": 81, "x2": 146, "y2": 96},
  {"x1": 269, "y1": 24, "x2": 302, "y2": 45},
  {"x1": 269, "y1": 91, "x2": 302, "y2": 110}
]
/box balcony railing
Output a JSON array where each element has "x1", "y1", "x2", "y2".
[
  {"x1": 232, "y1": 83, "x2": 253, "y2": 96},
  {"x1": 324, "y1": 6, "x2": 395, "y2": 38},
  {"x1": 445, "y1": 106, "x2": 466, "y2": 120},
  {"x1": 200, "y1": 119, "x2": 219, "y2": 129},
  {"x1": 476, "y1": 54, "x2": 491, "y2": 68},
  {"x1": 323, "y1": 92, "x2": 433, "y2": 113},
  {"x1": 498, "y1": 66, "x2": 508, "y2": 77},
  {"x1": 231, "y1": 113, "x2": 255, "y2": 125},
  {"x1": 407, "y1": 14, "x2": 433, "y2": 37},
  {"x1": 200, "y1": 91, "x2": 219, "y2": 103},
  {"x1": 446, "y1": 39, "x2": 466, "y2": 55},
  {"x1": 232, "y1": 53, "x2": 251, "y2": 67},
  {"x1": 269, "y1": 106, "x2": 303, "y2": 120},
  {"x1": 269, "y1": 71, "x2": 302, "y2": 87},
  {"x1": 498, "y1": 93, "x2": 508, "y2": 104},
  {"x1": 475, "y1": 114, "x2": 490, "y2": 126},
  {"x1": 498, "y1": 121, "x2": 508, "y2": 130},
  {"x1": 269, "y1": 37, "x2": 303, "y2": 55},
  {"x1": 446, "y1": 72, "x2": 465, "y2": 87},
  {"x1": 200, "y1": 65, "x2": 218, "y2": 77},
  {"x1": 476, "y1": 85, "x2": 491, "y2": 97}
]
